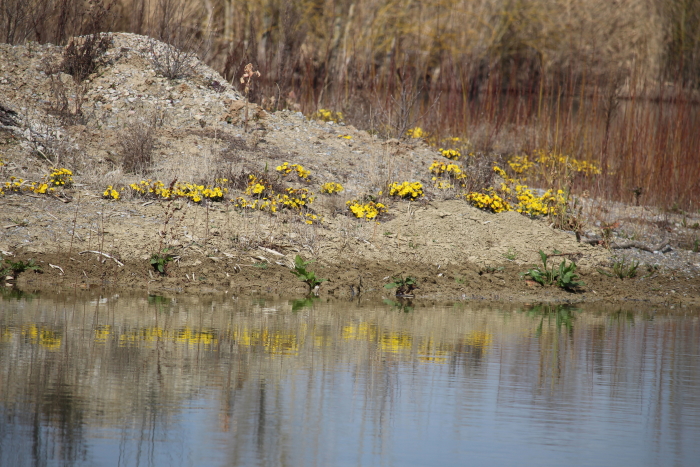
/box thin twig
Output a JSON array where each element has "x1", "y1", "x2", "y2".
[{"x1": 79, "y1": 250, "x2": 124, "y2": 267}]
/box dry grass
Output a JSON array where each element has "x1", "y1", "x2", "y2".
[
  {"x1": 2, "y1": 0, "x2": 699, "y2": 211},
  {"x1": 118, "y1": 117, "x2": 157, "y2": 174}
]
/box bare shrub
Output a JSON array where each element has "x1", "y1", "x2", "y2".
[
  {"x1": 22, "y1": 116, "x2": 73, "y2": 166},
  {"x1": 461, "y1": 154, "x2": 502, "y2": 194},
  {"x1": 45, "y1": 73, "x2": 87, "y2": 125},
  {"x1": 148, "y1": 37, "x2": 198, "y2": 80},
  {"x1": 119, "y1": 118, "x2": 157, "y2": 174},
  {"x1": 62, "y1": 32, "x2": 112, "y2": 82}
]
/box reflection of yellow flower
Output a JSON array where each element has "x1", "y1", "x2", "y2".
[{"x1": 465, "y1": 331, "x2": 493, "y2": 349}]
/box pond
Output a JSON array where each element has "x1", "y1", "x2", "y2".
[{"x1": 1, "y1": 290, "x2": 699, "y2": 466}]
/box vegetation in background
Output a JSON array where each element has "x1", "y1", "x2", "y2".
[{"x1": 0, "y1": 0, "x2": 699, "y2": 211}]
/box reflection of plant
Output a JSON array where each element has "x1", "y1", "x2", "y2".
[
  {"x1": 150, "y1": 248, "x2": 173, "y2": 275},
  {"x1": 522, "y1": 250, "x2": 584, "y2": 290},
  {"x1": 384, "y1": 275, "x2": 418, "y2": 297},
  {"x1": 383, "y1": 298, "x2": 414, "y2": 312},
  {"x1": 290, "y1": 296, "x2": 319, "y2": 312},
  {"x1": 597, "y1": 256, "x2": 639, "y2": 279},
  {"x1": 291, "y1": 255, "x2": 327, "y2": 294},
  {"x1": 147, "y1": 294, "x2": 170, "y2": 312},
  {"x1": 520, "y1": 303, "x2": 579, "y2": 336}
]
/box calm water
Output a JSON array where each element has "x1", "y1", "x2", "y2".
[{"x1": 1, "y1": 291, "x2": 699, "y2": 467}]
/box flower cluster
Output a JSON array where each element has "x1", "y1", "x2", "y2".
[
  {"x1": 232, "y1": 196, "x2": 279, "y2": 213},
  {"x1": 429, "y1": 160, "x2": 466, "y2": 190},
  {"x1": 465, "y1": 190, "x2": 511, "y2": 213},
  {"x1": 429, "y1": 160, "x2": 466, "y2": 187},
  {"x1": 244, "y1": 174, "x2": 273, "y2": 198},
  {"x1": 467, "y1": 166, "x2": 570, "y2": 216},
  {"x1": 514, "y1": 186, "x2": 566, "y2": 216},
  {"x1": 2, "y1": 176, "x2": 55, "y2": 196},
  {"x1": 312, "y1": 108, "x2": 343, "y2": 123},
  {"x1": 508, "y1": 150, "x2": 601, "y2": 180},
  {"x1": 507, "y1": 155, "x2": 536, "y2": 175},
  {"x1": 321, "y1": 182, "x2": 344, "y2": 194},
  {"x1": 1, "y1": 167, "x2": 78, "y2": 196},
  {"x1": 276, "y1": 162, "x2": 310, "y2": 180},
  {"x1": 233, "y1": 177, "x2": 317, "y2": 222},
  {"x1": 532, "y1": 149, "x2": 601, "y2": 176},
  {"x1": 389, "y1": 181, "x2": 424, "y2": 199},
  {"x1": 304, "y1": 213, "x2": 320, "y2": 225},
  {"x1": 279, "y1": 187, "x2": 314, "y2": 210},
  {"x1": 406, "y1": 127, "x2": 425, "y2": 138},
  {"x1": 103, "y1": 185, "x2": 122, "y2": 200},
  {"x1": 129, "y1": 180, "x2": 228, "y2": 203},
  {"x1": 346, "y1": 199, "x2": 387, "y2": 221},
  {"x1": 48, "y1": 168, "x2": 73, "y2": 187},
  {"x1": 439, "y1": 148, "x2": 461, "y2": 160}
]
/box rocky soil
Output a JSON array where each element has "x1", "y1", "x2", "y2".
[{"x1": 1, "y1": 33, "x2": 699, "y2": 309}]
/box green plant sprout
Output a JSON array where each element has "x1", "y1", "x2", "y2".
[
  {"x1": 150, "y1": 248, "x2": 173, "y2": 275},
  {"x1": 503, "y1": 247, "x2": 517, "y2": 261},
  {"x1": 291, "y1": 255, "x2": 327, "y2": 294},
  {"x1": 597, "y1": 256, "x2": 640, "y2": 279},
  {"x1": 384, "y1": 275, "x2": 418, "y2": 297},
  {"x1": 522, "y1": 250, "x2": 584, "y2": 291}
]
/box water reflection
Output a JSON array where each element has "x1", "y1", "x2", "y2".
[{"x1": 0, "y1": 291, "x2": 698, "y2": 466}]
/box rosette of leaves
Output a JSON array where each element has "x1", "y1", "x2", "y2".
[
  {"x1": 522, "y1": 250, "x2": 584, "y2": 291},
  {"x1": 150, "y1": 248, "x2": 174, "y2": 275},
  {"x1": 291, "y1": 255, "x2": 327, "y2": 294}
]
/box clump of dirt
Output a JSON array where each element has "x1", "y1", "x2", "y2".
[{"x1": 1, "y1": 33, "x2": 699, "y2": 308}]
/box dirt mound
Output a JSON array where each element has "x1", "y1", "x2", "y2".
[{"x1": 1, "y1": 33, "x2": 699, "y2": 308}]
